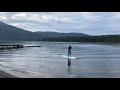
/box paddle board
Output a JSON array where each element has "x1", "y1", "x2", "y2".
[{"x1": 62, "y1": 55, "x2": 76, "y2": 59}]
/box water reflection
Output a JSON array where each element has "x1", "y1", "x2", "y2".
[
  {"x1": 1, "y1": 41, "x2": 120, "y2": 78},
  {"x1": 67, "y1": 65, "x2": 72, "y2": 74},
  {"x1": 68, "y1": 58, "x2": 71, "y2": 66},
  {"x1": 93, "y1": 42, "x2": 120, "y2": 48}
]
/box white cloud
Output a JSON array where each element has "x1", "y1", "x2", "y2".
[
  {"x1": 105, "y1": 12, "x2": 120, "y2": 33},
  {"x1": 10, "y1": 23, "x2": 20, "y2": 26},
  {"x1": 80, "y1": 12, "x2": 101, "y2": 22},
  {"x1": 106, "y1": 12, "x2": 120, "y2": 24},
  {"x1": 109, "y1": 12, "x2": 120, "y2": 19},
  {"x1": 107, "y1": 23, "x2": 120, "y2": 31},
  {"x1": 11, "y1": 13, "x2": 27, "y2": 20},
  {"x1": 10, "y1": 12, "x2": 72, "y2": 23},
  {"x1": 0, "y1": 12, "x2": 6, "y2": 14},
  {"x1": 9, "y1": 22, "x2": 59, "y2": 32},
  {"x1": 0, "y1": 16, "x2": 7, "y2": 20},
  {"x1": 10, "y1": 12, "x2": 102, "y2": 34},
  {"x1": 1, "y1": 12, "x2": 120, "y2": 35}
]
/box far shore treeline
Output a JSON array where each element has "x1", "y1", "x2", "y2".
[{"x1": 40, "y1": 35, "x2": 120, "y2": 43}]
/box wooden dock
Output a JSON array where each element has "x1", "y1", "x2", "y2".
[{"x1": 0, "y1": 45, "x2": 24, "y2": 49}]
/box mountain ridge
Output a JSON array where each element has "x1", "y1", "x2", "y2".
[
  {"x1": 0, "y1": 21, "x2": 89, "y2": 41},
  {"x1": 35, "y1": 31, "x2": 89, "y2": 38}
]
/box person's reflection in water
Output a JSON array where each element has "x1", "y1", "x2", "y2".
[
  {"x1": 68, "y1": 58, "x2": 71, "y2": 66},
  {"x1": 67, "y1": 58, "x2": 72, "y2": 74},
  {"x1": 67, "y1": 66, "x2": 72, "y2": 74}
]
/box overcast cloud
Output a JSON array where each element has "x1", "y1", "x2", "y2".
[{"x1": 0, "y1": 12, "x2": 120, "y2": 35}]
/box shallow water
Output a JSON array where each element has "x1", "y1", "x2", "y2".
[{"x1": 0, "y1": 41, "x2": 120, "y2": 78}]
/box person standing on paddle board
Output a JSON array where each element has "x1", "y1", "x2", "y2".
[{"x1": 68, "y1": 45, "x2": 72, "y2": 56}]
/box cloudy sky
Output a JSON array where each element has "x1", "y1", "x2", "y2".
[{"x1": 0, "y1": 12, "x2": 120, "y2": 35}]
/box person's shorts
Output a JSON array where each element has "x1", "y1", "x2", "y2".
[{"x1": 68, "y1": 50, "x2": 71, "y2": 54}]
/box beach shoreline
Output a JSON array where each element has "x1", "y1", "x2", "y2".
[{"x1": 0, "y1": 70, "x2": 19, "y2": 78}]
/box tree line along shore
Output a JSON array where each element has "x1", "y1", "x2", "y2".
[{"x1": 40, "y1": 35, "x2": 120, "y2": 43}]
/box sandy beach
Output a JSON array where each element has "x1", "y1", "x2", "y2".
[{"x1": 0, "y1": 70, "x2": 18, "y2": 78}]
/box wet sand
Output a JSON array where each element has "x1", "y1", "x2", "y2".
[{"x1": 0, "y1": 70, "x2": 18, "y2": 78}]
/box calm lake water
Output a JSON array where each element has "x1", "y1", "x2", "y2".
[{"x1": 0, "y1": 41, "x2": 120, "y2": 78}]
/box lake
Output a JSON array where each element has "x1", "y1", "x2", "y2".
[{"x1": 0, "y1": 41, "x2": 120, "y2": 78}]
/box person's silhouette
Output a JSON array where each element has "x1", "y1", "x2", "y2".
[{"x1": 68, "y1": 45, "x2": 72, "y2": 56}]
